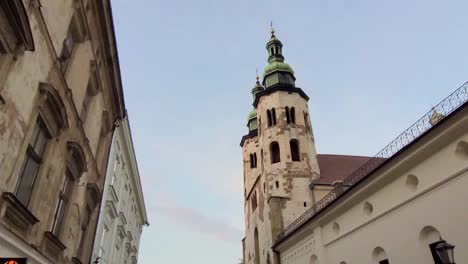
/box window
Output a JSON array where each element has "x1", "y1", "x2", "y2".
[
  {"x1": 379, "y1": 260, "x2": 389, "y2": 264},
  {"x1": 253, "y1": 153, "x2": 257, "y2": 168},
  {"x1": 290, "y1": 139, "x2": 300, "y2": 161},
  {"x1": 59, "y1": 30, "x2": 75, "y2": 71},
  {"x1": 304, "y1": 202, "x2": 307, "y2": 207},
  {"x1": 270, "y1": 141, "x2": 280, "y2": 164},
  {"x1": 254, "y1": 228, "x2": 260, "y2": 264},
  {"x1": 275, "y1": 181, "x2": 279, "y2": 188},
  {"x1": 251, "y1": 191, "x2": 257, "y2": 211},
  {"x1": 51, "y1": 169, "x2": 74, "y2": 236},
  {"x1": 286, "y1": 107, "x2": 295, "y2": 124},
  {"x1": 267, "y1": 109, "x2": 272, "y2": 127},
  {"x1": 249, "y1": 154, "x2": 255, "y2": 169},
  {"x1": 304, "y1": 112, "x2": 311, "y2": 131},
  {"x1": 51, "y1": 142, "x2": 86, "y2": 237},
  {"x1": 15, "y1": 117, "x2": 50, "y2": 206},
  {"x1": 260, "y1": 149, "x2": 263, "y2": 170},
  {"x1": 77, "y1": 205, "x2": 91, "y2": 258},
  {"x1": 271, "y1": 108, "x2": 277, "y2": 125},
  {"x1": 290, "y1": 107, "x2": 296, "y2": 124}
]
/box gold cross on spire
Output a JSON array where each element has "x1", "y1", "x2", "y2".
[
  {"x1": 270, "y1": 21, "x2": 275, "y2": 36},
  {"x1": 256, "y1": 68, "x2": 259, "y2": 81}
]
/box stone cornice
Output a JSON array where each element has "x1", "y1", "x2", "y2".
[
  {"x1": 240, "y1": 129, "x2": 258, "y2": 147},
  {"x1": 252, "y1": 84, "x2": 309, "y2": 108}
]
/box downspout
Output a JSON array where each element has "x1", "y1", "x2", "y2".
[{"x1": 309, "y1": 183, "x2": 316, "y2": 205}]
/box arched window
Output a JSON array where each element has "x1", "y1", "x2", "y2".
[
  {"x1": 260, "y1": 149, "x2": 264, "y2": 170},
  {"x1": 251, "y1": 191, "x2": 257, "y2": 211},
  {"x1": 290, "y1": 139, "x2": 300, "y2": 161},
  {"x1": 253, "y1": 153, "x2": 257, "y2": 168},
  {"x1": 250, "y1": 154, "x2": 254, "y2": 169},
  {"x1": 51, "y1": 142, "x2": 86, "y2": 237},
  {"x1": 304, "y1": 111, "x2": 311, "y2": 131},
  {"x1": 285, "y1": 107, "x2": 290, "y2": 124},
  {"x1": 254, "y1": 228, "x2": 260, "y2": 264},
  {"x1": 271, "y1": 108, "x2": 277, "y2": 125},
  {"x1": 290, "y1": 107, "x2": 296, "y2": 124},
  {"x1": 270, "y1": 142, "x2": 280, "y2": 164},
  {"x1": 267, "y1": 109, "x2": 272, "y2": 127},
  {"x1": 15, "y1": 83, "x2": 68, "y2": 206}
]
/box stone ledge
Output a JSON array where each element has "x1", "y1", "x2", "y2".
[
  {"x1": 0, "y1": 192, "x2": 39, "y2": 235},
  {"x1": 72, "y1": 257, "x2": 83, "y2": 264},
  {"x1": 42, "y1": 231, "x2": 67, "y2": 260}
]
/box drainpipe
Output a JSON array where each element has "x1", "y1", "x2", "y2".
[{"x1": 309, "y1": 183, "x2": 316, "y2": 206}]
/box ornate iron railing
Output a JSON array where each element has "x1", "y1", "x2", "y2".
[{"x1": 276, "y1": 81, "x2": 468, "y2": 242}]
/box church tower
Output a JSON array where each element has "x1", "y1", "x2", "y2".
[{"x1": 241, "y1": 29, "x2": 320, "y2": 264}]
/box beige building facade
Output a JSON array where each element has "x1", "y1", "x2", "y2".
[
  {"x1": 0, "y1": 0, "x2": 126, "y2": 263},
  {"x1": 241, "y1": 30, "x2": 468, "y2": 264}
]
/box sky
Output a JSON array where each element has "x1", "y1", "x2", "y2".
[{"x1": 110, "y1": 0, "x2": 468, "y2": 263}]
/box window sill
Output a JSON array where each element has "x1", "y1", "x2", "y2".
[
  {"x1": 71, "y1": 257, "x2": 83, "y2": 264},
  {"x1": 42, "y1": 231, "x2": 66, "y2": 260},
  {"x1": 0, "y1": 192, "x2": 39, "y2": 235}
]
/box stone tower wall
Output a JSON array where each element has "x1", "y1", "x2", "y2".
[{"x1": 242, "y1": 90, "x2": 320, "y2": 264}]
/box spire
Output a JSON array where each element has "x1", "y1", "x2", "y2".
[
  {"x1": 251, "y1": 68, "x2": 265, "y2": 98},
  {"x1": 262, "y1": 26, "x2": 296, "y2": 88},
  {"x1": 270, "y1": 21, "x2": 275, "y2": 37}
]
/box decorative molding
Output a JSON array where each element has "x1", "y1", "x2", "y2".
[
  {"x1": 119, "y1": 212, "x2": 127, "y2": 225},
  {"x1": 0, "y1": 192, "x2": 39, "y2": 235},
  {"x1": 42, "y1": 231, "x2": 66, "y2": 261},
  {"x1": 108, "y1": 184, "x2": 118, "y2": 203},
  {"x1": 117, "y1": 225, "x2": 126, "y2": 239},
  {"x1": 105, "y1": 200, "x2": 118, "y2": 219},
  {"x1": 71, "y1": 257, "x2": 83, "y2": 264}
]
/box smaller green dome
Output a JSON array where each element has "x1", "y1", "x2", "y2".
[
  {"x1": 247, "y1": 109, "x2": 257, "y2": 122},
  {"x1": 263, "y1": 61, "x2": 295, "y2": 77}
]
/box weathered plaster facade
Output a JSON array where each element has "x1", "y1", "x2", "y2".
[
  {"x1": 0, "y1": 1, "x2": 125, "y2": 263},
  {"x1": 91, "y1": 117, "x2": 148, "y2": 264}
]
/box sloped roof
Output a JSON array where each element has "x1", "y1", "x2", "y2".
[{"x1": 314, "y1": 154, "x2": 373, "y2": 185}]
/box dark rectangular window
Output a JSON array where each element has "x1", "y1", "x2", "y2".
[
  {"x1": 379, "y1": 260, "x2": 389, "y2": 264},
  {"x1": 15, "y1": 118, "x2": 50, "y2": 206},
  {"x1": 52, "y1": 169, "x2": 74, "y2": 236}
]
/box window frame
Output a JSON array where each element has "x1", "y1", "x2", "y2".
[{"x1": 15, "y1": 117, "x2": 51, "y2": 206}]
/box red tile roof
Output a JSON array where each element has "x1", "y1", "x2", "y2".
[{"x1": 314, "y1": 154, "x2": 373, "y2": 185}]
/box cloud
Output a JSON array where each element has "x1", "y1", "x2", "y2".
[{"x1": 153, "y1": 198, "x2": 243, "y2": 243}]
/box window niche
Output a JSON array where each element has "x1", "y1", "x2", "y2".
[
  {"x1": 45, "y1": 142, "x2": 87, "y2": 259},
  {"x1": 0, "y1": 0, "x2": 35, "y2": 95},
  {"x1": 290, "y1": 139, "x2": 300, "y2": 161},
  {"x1": 406, "y1": 174, "x2": 419, "y2": 191},
  {"x1": 363, "y1": 201, "x2": 373, "y2": 216},
  {"x1": 270, "y1": 141, "x2": 280, "y2": 164},
  {"x1": 59, "y1": 8, "x2": 87, "y2": 73}
]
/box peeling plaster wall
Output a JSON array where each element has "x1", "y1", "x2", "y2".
[{"x1": 0, "y1": 1, "x2": 122, "y2": 263}]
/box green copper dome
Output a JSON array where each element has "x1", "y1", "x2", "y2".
[
  {"x1": 263, "y1": 61, "x2": 295, "y2": 77},
  {"x1": 247, "y1": 108, "x2": 257, "y2": 122},
  {"x1": 247, "y1": 109, "x2": 258, "y2": 131}
]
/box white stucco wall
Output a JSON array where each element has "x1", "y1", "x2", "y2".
[{"x1": 91, "y1": 117, "x2": 147, "y2": 264}]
